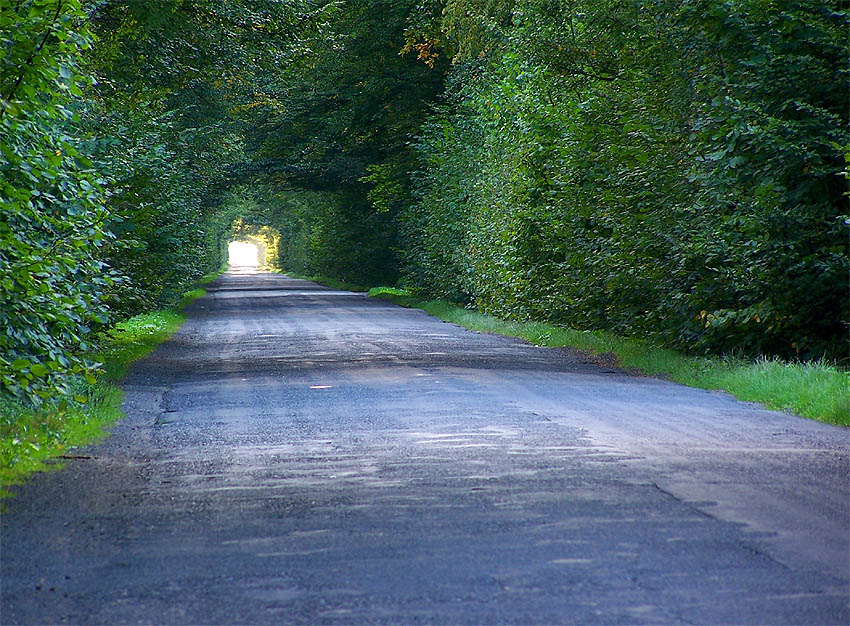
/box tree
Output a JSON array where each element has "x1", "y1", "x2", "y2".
[{"x1": 0, "y1": 0, "x2": 111, "y2": 403}]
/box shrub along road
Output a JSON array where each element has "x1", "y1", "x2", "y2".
[{"x1": 2, "y1": 271, "x2": 848, "y2": 624}]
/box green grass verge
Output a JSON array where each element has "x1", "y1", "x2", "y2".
[
  {"x1": 0, "y1": 289, "x2": 208, "y2": 496},
  {"x1": 369, "y1": 288, "x2": 850, "y2": 426},
  {"x1": 200, "y1": 265, "x2": 227, "y2": 285}
]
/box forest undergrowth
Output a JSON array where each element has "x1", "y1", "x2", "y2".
[{"x1": 0, "y1": 280, "x2": 216, "y2": 496}]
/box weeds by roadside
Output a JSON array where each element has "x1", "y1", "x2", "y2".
[
  {"x1": 0, "y1": 276, "x2": 219, "y2": 496},
  {"x1": 368, "y1": 287, "x2": 850, "y2": 426}
]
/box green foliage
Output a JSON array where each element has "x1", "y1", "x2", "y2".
[
  {"x1": 0, "y1": 0, "x2": 271, "y2": 406},
  {"x1": 2, "y1": 289, "x2": 204, "y2": 493},
  {"x1": 97, "y1": 309, "x2": 186, "y2": 381},
  {"x1": 0, "y1": 0, "x2": 113, "y2": 404},
  {"x1": 403, "y1": 0, "x2": 849, "y2": 361},
  {"x1": 669, "y1": 0, "x2": 849, "y2": 357},
  {"x1": 368, "y1": 286, "x2": 411, "y2": 297},
  {"x1": 401, "y1": 96, "x2": 483, "y2": 303},
  {"x1": 442, "y1": 0, "x2": 515, "y2": 61},
  {"x1": 83, "y1": 0, "x2": 250, "y2": 314},
  {"x1": 0, "y1": 386, "x2": 123, "y2": 496},
  {"x1": 2, "y1": 0, "x2": 845, "y2": 420},
  {"x1": 232, "y1": 215, "x2": 280, "y2": 268},
  {"x1": 241, "y1": 0, "x2": 449, "y2": 285}
]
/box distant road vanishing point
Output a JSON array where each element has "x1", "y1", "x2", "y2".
[{"x1": 2, "y1": 270, "x2": 848, "y2": 624}]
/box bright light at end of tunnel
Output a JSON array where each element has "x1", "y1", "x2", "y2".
[{"x1": 228, "y1": 241, "x2": 259, "y2": 267}]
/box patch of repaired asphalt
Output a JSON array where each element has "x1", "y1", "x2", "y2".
[{"x1": 2, "y1": 270, "x2": 848, "y2": 625}]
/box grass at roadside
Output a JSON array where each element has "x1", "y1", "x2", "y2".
[
  {"x1": 369, "y1": 287, "x2": 849, "y2": 426},
  {"x1": 0, "y1": 283, "x2": 215, "y2": 496}
]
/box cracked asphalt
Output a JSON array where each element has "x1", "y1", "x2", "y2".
[{"x1": 2, "y1": 270, "x2": 848, "y2": 624}]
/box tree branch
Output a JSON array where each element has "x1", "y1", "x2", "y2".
[{"x1": 1, "y1": 0, "x2": 64, "y2": 120}]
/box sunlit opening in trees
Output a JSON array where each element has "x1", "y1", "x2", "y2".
[{"x1": 228, "y1": 241, "x2": 259, "y2": 267}]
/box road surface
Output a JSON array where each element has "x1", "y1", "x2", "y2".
[{"x1": 2, "y1": 270, "x2": 848, "y2": 624}]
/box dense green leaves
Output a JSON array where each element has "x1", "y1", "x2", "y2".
[
  {"x1": 242, "y1": 0, "x2": 448, "y2": 285},
  {"x1": 0, "y1": 0, "x2": 263, "y2": 403},
  {"x1": 83, "y1": 0, "x2": 254, "y2": 313},
  {"x1": 2, "y1": 0, "x2": 846, "y2": 410},
  {"x1": 0, "y1": 0, "x2": 112, "y2": 403},
  {"x1": 403, "y1": 0, "x2": 849, "y2": 360}
]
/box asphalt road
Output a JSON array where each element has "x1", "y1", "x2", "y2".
[{"x1": 2, "y1": 270, "x2": 848, "y2": 624}]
